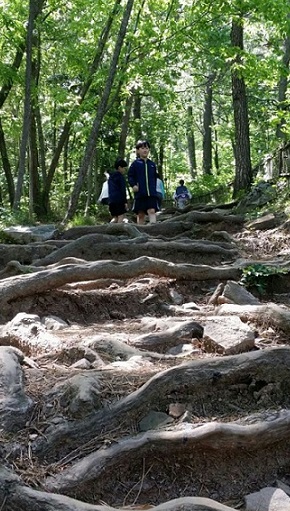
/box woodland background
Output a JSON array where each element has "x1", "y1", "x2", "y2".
[{"x1": 0, "y1": 0, "x2": 290, "y2": 224}]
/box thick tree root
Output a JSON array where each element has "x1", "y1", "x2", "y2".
[
  {"x1": 43, "y1": 409, "x2": 290, "y2": 494},
  {"x1": 0, "y1": 465, "x2": 236, "y2": 510},
  {"x1": 32, "y1": 347, "x2": 290, "y2": 461},
  {"x1": 0, "y1": 256, "x2": 241, "y2": 310}
]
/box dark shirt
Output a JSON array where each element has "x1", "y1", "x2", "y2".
[
  {"x1": 108, "y1": 171, "x2": 126, "y2": 204},
  {"x1": 128, "y1": 158, "x2": 157, "y2": 198},
  {"x1": 175, "y1": 185, "x2": 189, "y2": 196}
]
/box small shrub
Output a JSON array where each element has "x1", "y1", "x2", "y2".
[{"x1": 240, "y1": 263, "x2": 289, "y2": 295}]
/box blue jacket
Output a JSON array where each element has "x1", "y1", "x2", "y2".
[
  {"x1": 128, "y1": 158, "x2": 157, "y2": 198},
  {"x1": 175, "y1": 185, "x2": 189, "y2": 196},
  {"x1": 108, "y1": 171, "x2": 126, "y2": 204}
]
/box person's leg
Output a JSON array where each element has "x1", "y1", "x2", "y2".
[
  {"x1": 147, "y1": 208, "x2": 156, "y2": 224},
  {"x1": 117, "y1": 214, "x2": 124, "y2": 223},
  {"x1": 137, "y1": 211, "x2": 146, "y2": 224}
]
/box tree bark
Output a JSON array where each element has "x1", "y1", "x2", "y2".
[
  {"x1": 0, "y1": 257, "x2": 241, "y2": 308},
  {"x1": 202, "y1": 75, "x2": 215, "y2": 175},
  {"x1": 276, "y1": 28, "x2": 290, "y2": 140},
  {"x1": 0, "y1": 118, "x2": 14, "y2": 206},
  {"x1": 0, "y1": 466, "x2": 238, "y2": 511},
  {"x1": 186, "y1": 105, "x2": 197, "y2": 178},
  {"x1": 13, "y1": 0, "x2": 45, "y2": 211},
  {"x1": 231, "y1": 18, "x2": 252, "y2": 198}
]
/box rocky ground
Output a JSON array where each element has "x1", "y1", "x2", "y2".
[{"x1": 1, "y1": 198, "x2": 290, "y2": 511}]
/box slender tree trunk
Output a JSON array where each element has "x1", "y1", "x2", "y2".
[
  {"x1": 85, "y1": 161, "x2": 93, "y2": 216},
  {"x1": 133, "y1": 89, "x2": 142, "y2": 141},
  {"x1": 158, "y1": 144, "x2": 164, "y2": 177},
  {"x1": 63, "y1": 134, "x2": 69, "y2": 193},
  {"x1": 0, "y1": 43, "x2": 26, "y2": 109},
  {"x1": 276, "y1": 31, "x2": 290, "y2": 140},
  {"x1": 231, "y1": 18, "x2": 252, "y2": 198},
  {"x1": 118, "y1": 94, "x2": 134, "y2": 158},
  {"x1": 186, "y1": 105, "x2": 196, "y2": 179},
  {"x1": 64, "y1": 0, "x2": 135, "y2": 223},
  {"x1": 0, "y1": 118, "x2": 14, "y2": 206},
  {"x1": 13, "y1": 0, "x2": 45, "y2": 211},
  {"x1": 29, "y1": 31, "x2": 46, "y2": 219},
  {"x1": 0, "y1": 43, "x2": 26, "y2": 207},
  {"x1": 202, "y1": 75, "x2": 215, "y2": 175},
  {"x1": 35, "y1": 104, "x2": 47, "y2": 185},
  {"x1": 212, "y1": 116, "x2": 219, "y2": 172},
  {"x1": 29, "y1": 113, "x2": 42, "y2": 218}
]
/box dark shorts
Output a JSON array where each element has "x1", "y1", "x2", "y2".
[
  {"x1": 109, "y1": 202, "x2": 126, "y2": 217},
  {"x1": 132, "y1": 196, "x2": 159, "y2": 214}
]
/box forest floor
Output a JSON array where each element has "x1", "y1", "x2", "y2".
[{"x1": 2, "y1": 204, "x2": 290, "y2": 511}]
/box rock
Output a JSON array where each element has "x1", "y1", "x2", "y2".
[
  {"x1": 3, "y1": 224, "x2": 58, "y2": 243},
  {"x1": 109, "y1": 355, "x2": 153, "y2": 371},
  {"x1": 0, "y1": 313, "x2": 67, "y2": 353},
  {"x1": 222, "y1": 280, "x2": 260, "y2": 305},
  {"x1": 169, "y1": 289, "x2": 184, "y2": 304},
  {"x1": 70, "y1": 358, "x2": 92, "y2": 369},
  {"x1": 237, "y1": 181, "x2": 277, "y2": 210},
  {"x1": 168, "y1": 403, "x2": 186, "y2": 418},
  {"x1": 166, "y1": 343, "x2": 198, "y2": 356},
  {"x1": 245, "y1": 487, "x2": 290, "y2": 511},
  {"x1": 0, "y1": 346, "x2": 34, "y2": 432},
  {"x1": 181, "y1": 302, "x2": 200, "y2": 310},
  {"x1": 246, "y1": 213, "x2": 282, "y2": 230},
  {"x1": 41, "y1": 315, "x2": 69, "y2": 330},
  {"x1": 209, "y1": 230, "x2": 235, "y2": 243},
  {"x1": 276, "y1": 480, "x2": 290, "y2": 496},
  {"x1": 202, "y1": 316, "x2": 255, "y2": 355},
  {"x1": 46, "y1": 373, "x2": 102, "y2": 418},
  {"x1": 139, "y1": 410, "x2": 174, "y2": 432}
]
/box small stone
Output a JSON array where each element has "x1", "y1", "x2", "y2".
[{"x1": 168, "y1": 403, "x2": 186, "y2": 418}]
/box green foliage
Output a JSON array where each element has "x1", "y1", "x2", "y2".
[
  {"x1": 189, "y1": 172, "x2": 234, "y2": 203},
  {"x1": 67, "y1": 214, "x2": 97, "y2": 228},
  {"x1": 240, "y1": 263, "x2": 289, "y2": 295},
  {"x1": 0, "y1": 0, "x2": 290, "y2": 218},
  {"x1": 0, "y1": 207, "x2": 37, "y2": 228}
]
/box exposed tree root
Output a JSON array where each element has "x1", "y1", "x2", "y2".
[
  {"x1": 0, "y1": 257, "x2": 241, "y2": 310},
  {"x1": 43, "y1": 409, "x2": 290, "y2": 494},
  {"x1": 32, "y1": 236, "x2": 238, "y2": 267},
  {"x1": 0, "y1": 465, "x2": 236, "y2": 511},
  {"x1": 32, "y1": 347, "x2": 290, "y2": 461}
]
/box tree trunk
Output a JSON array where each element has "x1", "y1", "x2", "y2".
[
  {"x1": 35, "y1": 104, "x2": 47, "y2": 185},
  {"x1": 64, "y1": 0, "x2": 135, "y2": 223},
  {"x1": 29, "y1": 113, "x2": 42, "y2": 218},
  {"x1": 213, "y1": 119, "x2": 219, "y2": 172},
  {"x1": 231, "y1": 18, "x2": 252, "y2": 198},
  {"x1": 29, "y1": 34, "x2": 45, "y2": 219},
  {"x1": 276, "y1": 30, "x2": 290, "y2": 140},
  {"x1": 0, "y1": 42, "x2": 26, "y2": 207},
  {"x1": 13, "y1": 0, "x2": 45, "y2": 211},
  {"x1": 0, "y1": 42, "x2": 26, "y2": 108},
  {"x1": 202, "y1": 75, "x2": 215, "y2": 176},
  {"x1": 0, "y1": 118, "x2": 14, "y2": 206},
  {"x1": 133, "y1": 89, "x2": 142, "y2": 141},
  {"x1": 117, "y1": 94, "x2": 134, "y2": 158},
  {"x1": 186, "y1": 105, "x2": 197, "y2": 179}
]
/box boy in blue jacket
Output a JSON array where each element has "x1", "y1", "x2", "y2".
[
  {"x1": 108, "y1": 158, "x2": 128, "y2": 223},
  {"x1": 128, "y1": 140, "x2": 158, "y2": 225}
]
